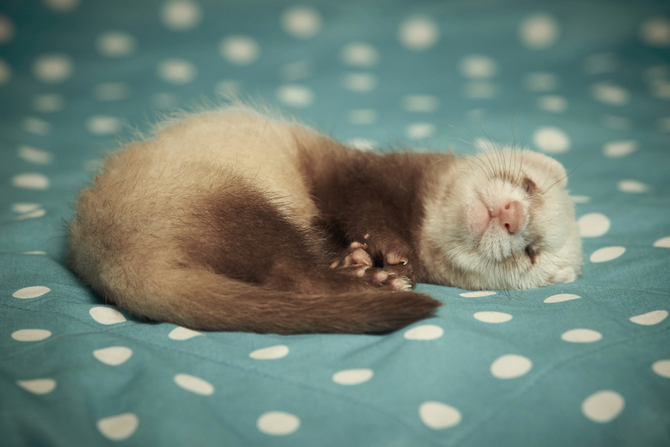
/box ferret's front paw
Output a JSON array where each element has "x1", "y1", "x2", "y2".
[
  {"x1": 330, "y1": 242, "x2": 412, "y2": 291},
  {"x1": 329, "y1": 242, "x2": 372, "y2": 269},
  {"x1": 337, "y1": 264, "x2": 413, "y2": 291}
]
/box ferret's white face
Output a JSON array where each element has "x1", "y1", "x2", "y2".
[{"x1": 423, "y1": 149, "x2": 583, "y2": 290}]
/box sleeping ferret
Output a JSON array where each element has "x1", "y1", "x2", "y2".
[{"x1": 67, "y1": 107, "x2": 583, "y2": 334}]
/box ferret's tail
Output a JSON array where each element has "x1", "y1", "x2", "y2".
[{"x1": 108, "y1": 268, "x2": 441, "y2": 335}]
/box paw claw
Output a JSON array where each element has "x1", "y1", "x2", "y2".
[
  {"x1": 351, "y1": 248, "x2": 372, "y2": 266},
  {"x1": 349, "y1": 241, "x2": 368, "y2": 250},
  {"x1": 389, "y1": 277, "x2": 413, "y2": 291},
  {"x1": 386, "y1": 252, "x2": 409, "y2": 266}
]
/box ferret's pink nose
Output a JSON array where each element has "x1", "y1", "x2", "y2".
[{"x1": 499, "y1": 201, "x2": 522, "y2": 234}]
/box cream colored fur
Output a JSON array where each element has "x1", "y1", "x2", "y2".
[
  {"x1": 69, "y1": 108, "x2": 320, "y2": 320},
  {"x1": 419, "y1": 148, "x2": 583, "y2": 290}
]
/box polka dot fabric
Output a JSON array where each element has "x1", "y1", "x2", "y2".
[{"x1": 1, "y1": 1, "x2": 669, "y2": 446}]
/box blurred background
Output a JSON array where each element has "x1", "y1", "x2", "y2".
[{"x1": 2, "y1": 0, "x2": 669, "y2": 153}]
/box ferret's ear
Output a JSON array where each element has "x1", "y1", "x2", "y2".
[{"x1": 521, "y1": 151, "x2": 568, "y2": 188}]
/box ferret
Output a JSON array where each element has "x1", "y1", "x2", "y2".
[{"x1": 67, "y1": 106, "x2": 583, "y2": 335}]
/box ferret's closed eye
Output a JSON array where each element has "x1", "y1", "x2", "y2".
[
  {"x1": 523, "y1": 177, "x2": 536, "y2": 194},
  {"x1": 525, "y1": 245, "x2": 537, "y2": 264}
]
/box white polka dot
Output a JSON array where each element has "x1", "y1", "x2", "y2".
[
  {"x1": 341, "y1": 43, "x2": 379, "y2": 67},
  {"x1": 97, "y1": 413, "x2": 139, "y2": 441},
  {"x1": 348, "y1": 109, "x2": 377, "y2": 125},
  {"x1": 332, "y1": 368, "x2": 373, "y2": 385},
  {"x1": 18, "y1": 146, "x2": 54, "y2": 164},
  {"x1": 524, "y1": 72, "x2": 558, "y2": 91},
  {"x1": 640, "y1": 17, "x2": 670, "y2": 47},
  {"x1": 490, "y1": 354, "x2": 532, "y2": 379},
  {"x1": 157, "y1": 58, "x2": 197, "y2": 84},
  {"x1": 12, "y1": 173, "x2": 50, "y2": 190},
  {"x1": 405, "y1": 122, "x2": 435, "y2": 140},
  {"x1": 219, "y1": 36, "x2": 260, "y2": 65},
  {"x1": 652, "y1": 360, "x2": 670, "y2": 378},
  {"x1": 13, "y1": 286, "x2": 50, "y2": 299},
  {"x1": 0, "y1": 14, "x2": 16, "y2": 44},
  {"x1": 281, "y1": 6, "x2": 322, "y2": 39},
  {"x1": 343, "y1": 72, "x2": 376, "y2": 92},
  {"x1": 518, "y1": 13, "x2": 560, "y2": 49},
  {"x1": 23, "y1": 251, "x2": 47, "y2": 255},
  {"x1": 404, "y1": 324, "x2": 443, "y2": 340},
  {"x1": 276, "y1": 84, "x2": 313, "y2": 108},
  {"x1": 152, "y1": 92, "x2": 179, "y2": 110},
  {"x1": 399, "y1": 16, "x2": 439, "y2": 51},
  {"x1": 280, "y1": 61, "x2": 310, "y2": 81},
  {"x1": 653, "y1": 236, "x2": 670, "y2": 248},
  {"x1": 93, "y1": 82, "x2": 129, "y2": 101},
  {"x1": 93, "y1": 347, "x2": 133, "y2": 366},
  {"x1": 16, "y1": 379, "x2": 56, "y2": 394},
  {"x1": 161, "y1": 0, "x2": 202, "y2": 31},
  {"x1": 32, "y1": 54, "x2": 73, "y2": 83},
  {"x1": 584, "y1": 52, "x2": 619, "y2": 75},
  {"x1": 347, "y1": 138, "x2": 377, "y2": 151},
  {"x1": 96, "y1": 31, "x2": 137, "y2": 57},
  {"x1": 402, "y1": 95, "x2": 439, "y2": 112},
  {"x1": 463, "y1": 81, "x2": 497, "y2": 99},
  {"x1": 34, "y1": 94, "x2": 65, "y2": 112},
  {"x1": 86, "y1": 115, "x2": 120, "y2": 135},
  {"x1": 578, "y1": 213, "x2": 610, "y2": 238},
  {"x1": 43, "y1": 0, "x2": 80, "y2": 11},
  {"x1": 0, "y1": 58, "x2": 12, "y2": 84},
  {"x1": 168, "y1": 326, "x2": 202, "y2": 340},
  {"x1": 89, "y1": 307, "x2": 126, "y2": 325},
  {"x1": 23, "y1": 117, "x2": 52, "y2": 135},
  {"x1": 590, "y1": 82, "x2": 630, "y2": 106},
  {"x1": 600, "y1": 115, "x2": 631, "y2": 131},
  {"x1": 174, "y1": 373, "x2": 215, "y2": 395},
  {"x1": 537, "y1": 95, "x2": 567, "y2": 113},
  {"x1": 581, "y1": 390, "x2": 624, "y2": 423},
  {"x1": 249, "y1": 345, "x2": 289, "y2": 360},
  {"x1": 561, "y1": 329, "x2": 602, "y2": 343},
  {"x1": 617, "y1": 179, "x2": 649, "y2": 193},
  {"x1": 12, "y1": 203, "x2": 40, "y2": 214},
  {"x1": 257, "y1": 411, "x2": 300, "y2": 436},
  {"x1": 602, "y1": 140, "x2": 638, "y2": 158},
  {"x1": 544, "y1": 293, "x2": 581, "y2": 303},
  {"x1": 590, "y1": 246, "x2": 625, "y2": 263},
  {"x1": 460, "y1": 55, "x2": 497, "y2": 79},
  {"x1": 473, "y1": 311, "x2": 512, "y2": 323},
  {"x1": 532, "y1": 126, "x2": 571, "y2": 153},
  {"x1": 460, "y1": 291, "x2": 496, "y2": 297},
  {"x1": 16, "y1": 208, "x2": 46, "y2": 219},
  {"x1": 418, "y1": 401, "x2": 462, "y2": 429},
  {"x1": 570, "y1": 195, "x2": 591, "y2": 204},
  {"x1": 11, "y1": 329, "x2": 52, "y2": 341},
  {"x1": 16, "y1": 209, "x2": 46, "y2": 220},
  {"x1": 629, "y1": 310, "x2": 668, "y2": 326}
]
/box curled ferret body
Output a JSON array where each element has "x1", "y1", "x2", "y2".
[{"x1": 67, "y1": 107, "x2": 582, "y2": 334}]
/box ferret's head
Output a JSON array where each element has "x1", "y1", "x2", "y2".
[{"x1": 424, "y1": 148, "x2": 583, "y2": 290}]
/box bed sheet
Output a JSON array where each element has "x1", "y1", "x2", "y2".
[{"x1": 1, "y1": 0, "x2": 669, "y2": 446}]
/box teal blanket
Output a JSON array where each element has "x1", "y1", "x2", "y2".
[{"x1": 1, "y1": 0, "x2": 669, "y2": 445}]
